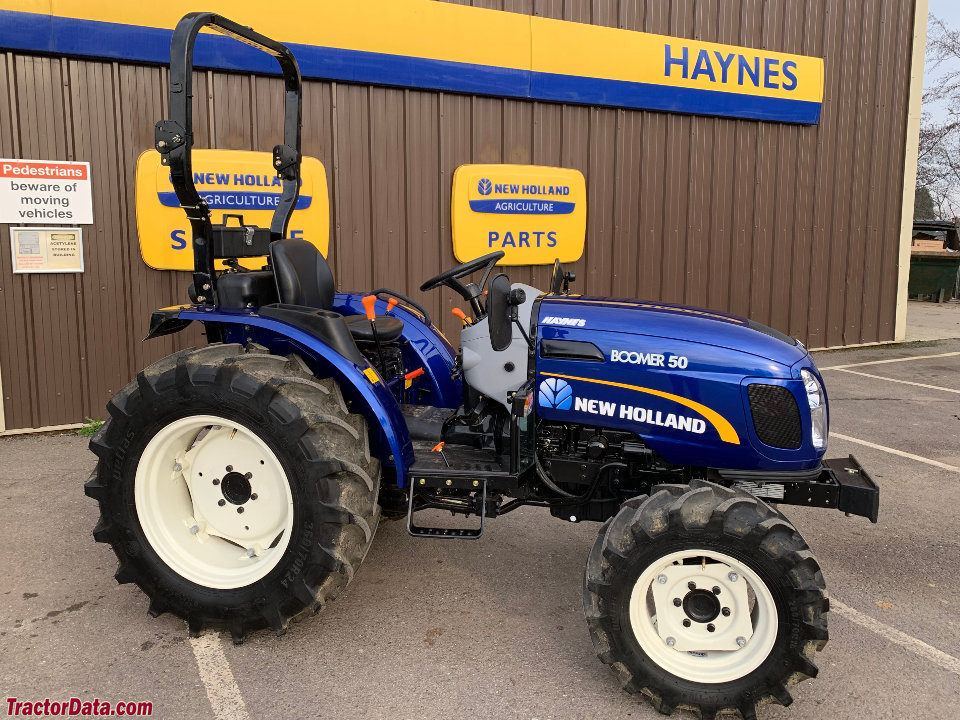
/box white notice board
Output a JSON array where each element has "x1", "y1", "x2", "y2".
[
  {"x1": 10, "y1": 227, "x2": 84, "y2": 273},
  {"x1": 0, "y1": 159, "x2": 93, "y2": 224}
]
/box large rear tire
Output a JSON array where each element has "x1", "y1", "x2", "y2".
[
  {"x1": 584, "y1": 480, "x2": 828, "y2": 720},
  {"x1": 85, "y1": 343, "x2": 380, "y2": 642}
]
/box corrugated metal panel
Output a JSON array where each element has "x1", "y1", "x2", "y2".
[{"x1": 0, "y1": 0, "x2": 917, "y2": 428}]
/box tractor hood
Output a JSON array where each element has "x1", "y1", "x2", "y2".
[{"x1": 537, "y1": 296, "x2": 807, "y2": 367}]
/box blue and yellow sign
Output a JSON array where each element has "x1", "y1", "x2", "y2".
[
  {"x1": 452, "y1": 165, "x2": 586, "y2": 266},
  {"x1": 0, "y1": 0, "x2": 824, "y2": 124},
  {"x1": 135, "y1": 150, "x2": 329, "y2": 271}
]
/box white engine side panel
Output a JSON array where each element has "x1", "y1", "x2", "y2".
[{"x1": 460, "y1": 283, "x2": 541, "y2": 409}]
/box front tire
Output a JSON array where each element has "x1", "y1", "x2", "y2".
[
  {"x1": 85, "y1": 344, "x2": 381, "y2": 642},
  {"x1": 583, "y1": 480, "x2": 828, "y2": 720}
]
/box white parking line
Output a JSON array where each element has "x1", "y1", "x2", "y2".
[
  {"x1": 190, "y1": 633, "x2": 251, "y2": 720},
  {"x1": 831, "y1": 599, "x2": 960, "y2": 677},
  {"x1": 831, "y1": 368, "x2": 960, "y2": 395},
  {"x1": 830, "y1": 433, "x2": 960, "y2": 473},
  {"x1": 819, "y1": 350, "x2": 960, "y2": 371}
]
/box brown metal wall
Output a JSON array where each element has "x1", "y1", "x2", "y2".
[{"x1": 0, "y1": 0, "x2": 916, "y2": 430}]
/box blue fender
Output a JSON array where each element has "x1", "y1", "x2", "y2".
[{"x1": 175, "y1": 306, "x2": 415, "y2": 484}]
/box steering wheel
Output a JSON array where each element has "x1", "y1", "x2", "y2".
[{"x1": 419, "y1": 251, "x2": 505, "y2": 294}]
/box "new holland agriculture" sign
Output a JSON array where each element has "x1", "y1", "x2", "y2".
[
  {"x1": 452, "y1": 164, "x2": 586, "y2": 266},
  {"x1": 135, "y1": 149, "x2": 329, "y2": 271}
]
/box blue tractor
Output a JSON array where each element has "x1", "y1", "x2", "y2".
[{"x1": 86, "y1": 14, "x2": 879, "y2": 720}]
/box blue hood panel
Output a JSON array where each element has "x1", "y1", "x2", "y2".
[
  {"x1": 535, "y1": 295, "x2": 823, "y2": 471},
  {"x1": 539, "y1": 296, "x2": 807, "y2": 366}
]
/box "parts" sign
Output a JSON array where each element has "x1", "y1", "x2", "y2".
[{"x1": 452, "y1": 164, "x2": 586, "y2": 266}]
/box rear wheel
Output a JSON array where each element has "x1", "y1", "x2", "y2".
[
  {"x1": 85, "y1": 344, "x2": 380, "y2": 642},
  {"x1": 583, "y1": 480, "x2": 828, "y2": 719}
]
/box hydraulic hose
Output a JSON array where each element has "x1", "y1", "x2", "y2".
[{"x1": 535, "y1": 455, "x2": 576, "y2": 497}]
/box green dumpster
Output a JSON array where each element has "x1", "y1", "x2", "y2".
[{"x1": 908, "y1": 252, "x2": 960, "y2": 303}]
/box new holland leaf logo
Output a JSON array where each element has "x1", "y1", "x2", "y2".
[
  {"x1": 539, "y1": 377, "x2": 573, "y2": 410},
  {"x1": 477, "y1": 178, "x2": 492, "y2": 196}
]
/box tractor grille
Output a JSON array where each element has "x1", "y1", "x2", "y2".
[{"x1": 747, "y1": 384, "x2": 802, "y2": 449}]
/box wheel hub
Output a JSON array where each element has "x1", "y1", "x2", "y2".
[
  {"x1": 683, "y1": 588, "x2": 721, "y2": 624},
  {"x1": 134, "y1": 416, "x2": 294, "y2": 589},
  {"x1": 221, "y1": 471, "x2": 252, "y2": 505},
  {"x1": 647, "y1": 558, "x2": 756, "y2": 653}
]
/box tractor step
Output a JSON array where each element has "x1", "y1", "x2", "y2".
[
  {"x1": 406, "y1": 479, "x2": 487, "y2": 539},
  {"x1": 406, "y1": 440, "x2": 512, "y2": 488},
  {"x1": 405, "y1": 441, "x2": 512, "y2": 539}
]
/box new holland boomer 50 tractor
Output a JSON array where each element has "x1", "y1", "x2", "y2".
[{"x1": 86, "y1": 13, "x2": 880, "y2": 719}]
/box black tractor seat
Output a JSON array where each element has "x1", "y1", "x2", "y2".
[
  {"x1": 270, "y1": 238, "x2": 403, "y2": 342},
  {"x1": 343, "y1": 315, "x2": 404, "y2": 342}
]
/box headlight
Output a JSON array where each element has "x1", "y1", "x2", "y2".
[{"x1": 800, "y1": 369, "x2": 827, "y2": 449}]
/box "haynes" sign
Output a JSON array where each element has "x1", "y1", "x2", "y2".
[
  {"x1": 452, "y1": 164, "x2": 586, "y2": 266},
  {"x1": 135, "y1": 149, "x2": 329, "y2": 271}
]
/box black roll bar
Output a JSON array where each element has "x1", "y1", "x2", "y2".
[{"x1": 154, "y1": 12, "x2": 302, "y2": 304}]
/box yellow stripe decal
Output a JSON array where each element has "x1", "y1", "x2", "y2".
[{"x1": 542, "y1": 372, "x2": 741, "y2": 445}]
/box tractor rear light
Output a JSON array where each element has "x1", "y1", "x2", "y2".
[
  {"x1": 523, "y1": 391, "x2": 534, "y2": 417},
  {"x1": 801, "y1": 369, "x2": 827, "y2": 450}
]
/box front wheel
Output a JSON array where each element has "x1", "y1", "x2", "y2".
[
  {"x1": 85, "y1": 344, "x2": 381, "y2": 642},
  {"x1": 583, "y1": 480, "x2": 828, "y2": 719}
]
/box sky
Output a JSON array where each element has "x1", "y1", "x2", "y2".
[{"x1": 925, "y1": 0, "x2": 960, "y2": 122}]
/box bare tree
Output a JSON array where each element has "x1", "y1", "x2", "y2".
[{"x1": 918, "y1": 15, "x2": 960, "y2": 219}]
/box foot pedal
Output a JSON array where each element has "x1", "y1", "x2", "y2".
[{"x1": 406, "y1": 480, "x2": 486, "y2": 539}]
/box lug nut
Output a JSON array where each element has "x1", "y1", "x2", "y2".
[
  {"x1": 673, "y1": 598, "x2": 682, "y2": 607},
  {"x1": 665, "y1": 637, "x2": 676, "y2": 647},
  {"x1": 212, "y1": 478, "x2": 220, "y2": 485},
  {"x1": 722, "y1": 607, "x2": 731, "y2": 617},
  {"x1": 712, "y1": 586, "x2": 721, "y2": 595},
  {"x1": 736, "y1": 636, "x2": 747, "y2": 647},
  {"x1": 218, "y1": 499, "x2": 226, "y2": 507},
  {"x1": 246, "y1": 548, "x2": 255, "y2": 558},
  {"x1": 250, "y1": 493, "x2": 258, "y2": 501},
  {"x1": 226, "y1": 465, "x2": 233, "y2": 472},
  {"x1": 728, "y1": 572, "x2": 739, "y2": 582},
  {"x1": 688, "y1": 581, "x2": 697, "y2": 591},
  {"x1": 244, "y1": 472, "x2": 253, "y2": 480},
  {"x1": 657, "y1": 574, "x2": 668, "y2": 584},
  {"x1": 682, "y1": 619, "x2": 691, "y2": 627},
  {"x1": 237, "y1": 507, "x2": 244, "y2": 514},
  {"x1": 173, "y1": 463, "x2": 183, "y2": 472},
  {"x1": 189, "y1": 525, "x2": 199, "y2": 535},
  {"x1": 707, "y1": 624, "x2": 715, "y2": 633}
]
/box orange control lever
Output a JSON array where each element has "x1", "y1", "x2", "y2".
[
  {"x1": 451, "y1": 307, "x2": 469, "y2": 325},
  {"x1": 361, "y1": 294, "x2": 377, "y2": 320},
  {"x1": 404, "y1": 366, "x2": 425, "y2": 391},
  {"x1": 431, "y1": 442, "x2": 445, "y2": 453},
  {"x1": 386, "y1": 298, "x2": 398, "y2": 313}
]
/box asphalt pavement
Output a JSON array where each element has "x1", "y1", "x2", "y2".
[{"x1": 1, "y1": 338, "x2": 959, "y2": 720}]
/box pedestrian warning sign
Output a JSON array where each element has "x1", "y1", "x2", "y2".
[{"x1": 0, "y1": 159, "x2": 93, "y2": 224}]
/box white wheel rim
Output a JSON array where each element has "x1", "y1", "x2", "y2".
[
  {"x1": 135, "y1": 415, "x2": 294, "y2": 590},
  {"x1": 628, "y1": 549, "x2": 778, "y2": 684}
]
